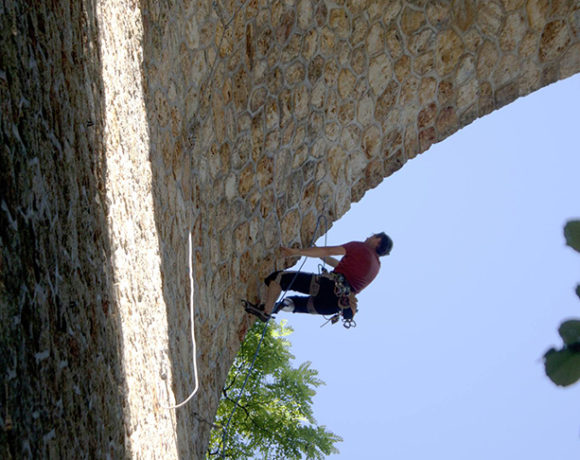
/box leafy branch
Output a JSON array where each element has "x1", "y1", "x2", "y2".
[
  {"x1": 543, "y1": 220, "x2": 580, "y2": 386},
  {"x1": 208, "y1": 320, "x2": 342, "y2": 459}
]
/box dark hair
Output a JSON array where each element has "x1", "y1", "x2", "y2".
[{"x1": 375, "y1": 232, "x2": 393, "y2": 256}]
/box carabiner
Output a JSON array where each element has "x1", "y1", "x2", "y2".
[{"x1": 342, "y1": 318, "x2": 356, "y2": 329}]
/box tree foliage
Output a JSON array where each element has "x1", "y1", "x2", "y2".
[
  {"x1": 544, "y1": 220, "x2": 580, "y2": 387},
  {"x1": 208, "y1": 320, "x2": 342, "y2": 459}
]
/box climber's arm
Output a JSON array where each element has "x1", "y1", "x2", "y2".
[
  {"x1": 281, "y1": 245, "x2": 346, "y2": 259},
  {"x1": 321, "y1": 256, "x2": 340, "y2": 268}
]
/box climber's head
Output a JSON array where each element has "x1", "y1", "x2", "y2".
[{"x1": 365, "y1": 232, "x2": 393, "y2": 256}]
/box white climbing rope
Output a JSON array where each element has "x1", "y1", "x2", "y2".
[
  {"x1": 160, "y1": 0, "x2": 253, "y2": 415},
  {"x1": 162, "y1": 231, "x2": 199, "y2": 410}
]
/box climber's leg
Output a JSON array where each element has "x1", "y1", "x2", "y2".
[
  {"x1": 263, "y1": 271, "x2": 315, "y2": 315},
  {"x1": 264, "y1": 276, "x2": 282, "y2": 315},
  {"x1": 281, "y1": 277, "x2": 341, "y2": 316}
]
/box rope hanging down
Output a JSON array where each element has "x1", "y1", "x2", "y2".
[
  {"x1": 217, "y1": 215, "x2": 328, "y2": 458},
  {"x1": 162, "y1": 0, "x2": 254, "y2": 413},
  {"x1": 161, "y1": 231, "x2": 200, "y2": 410}
]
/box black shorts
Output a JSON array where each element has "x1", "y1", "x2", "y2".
[{"x1": 265, "y1": 271, "x2": 351, "y2": 317}]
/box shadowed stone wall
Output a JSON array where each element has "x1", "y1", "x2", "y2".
[
  {"x1": 2, "y1": 0, "x2": 579, "y2": 458},
  {"x1": 1, "y1": 1, "x2": 126, "y2": 458}
]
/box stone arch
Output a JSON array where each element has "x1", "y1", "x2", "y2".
[
  {"x1": 168, "y1": 1, "x2": 579, "y2": 452},
  {"x1": 2, "y1": 0, "x2": 579, "y2": 458}
]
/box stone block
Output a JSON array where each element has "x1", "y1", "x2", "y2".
[
  {"x1": 476, "y1": 40, "x2": 499, "y2": 79},
  {"x1": 526, "y1": 0, "x2": 550, "y2": 31},
  {"x1": 338, "y1": 67, "x2": 357, "y2": 98},
  {"x1": 386, "y1": 28, "x2": 404, "y2": 59},
  {"x1": 328, "y1": 145, "x2": 347, "y2": 182},
  {"x1": 539, "y1": 20, "x2": 571, "y2": 62},
  {"x1": 401, "y1": 6, "x2": 426, "y2": 35},
  {"x1": 417, "y1": 101, "x2": 437, "y2": 130},
  {"x1": 297, "y1": 0, "x2": 314, "y2": 30},
  {"x1": 281, "y1": 209, "x2": 301, "y2": 243},
  {"x1": 453, "y1": 0, "x2": 477, "y2": 31},
  {"x1": 457, "y1": 78, "x2": 478, "y2": 112},
  {"x1": 362, "y1": 124, "x2": 382, "y2": 158},
  {"x1": 329, "y1": 8, "x2": 350, "y2": 38},
  {"x1": 419, "y1": 76, "x2": 437, "y2": 105},
  {"x1": 560, "y1": 43, "x2": 580, "y2": 79},
  {"x1": 357, "y1": 93, "x2": 375, "y2": 125},
  {"x1": 436, "y1": 105, "x2": 458, "y2": 138},
  {"x1": 351, "y1": 15, "x2": 369, "y2": 46},
  {"x1": 427, "y1": 1, "x2": 452, "y2": 29},
  {"x1": 478, "y1": 1, "x2": 504, "y2": 36},
  {"x1": 383, "y1": 2, "x2": 402, "y2": 26},
  {"x1": 368, "y1": 53, "x2": 393, "y2": 96},
  {"x1": 413, "y1": 51, "x2": 435, "y2": 75},
  {"x1": 409, "y1": 28, "x2": 436, "y2": 56},
  {"x1": 366, "y1": 22, "x2": 386, "y2": 56},
  {"x1": 500, "y1": 11, "x2": 527, "y2": 52},
  {"x1": 435, "y1": 29, "x2": 463, "y2": 76},
  {"x1": 395, "y1": 55, "x2": 412, "y2": 83},
  {"x1": 351, "y1": 46, "x2": 368, "y2": 75}
]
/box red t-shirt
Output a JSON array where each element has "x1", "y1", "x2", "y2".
[{"x1": 333, "y1": 241, "x2": 380, "y2": 293}]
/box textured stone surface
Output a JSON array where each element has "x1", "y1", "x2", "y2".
[{"x1": 1, "y1": 0, "x2": 579, "y2": 459}]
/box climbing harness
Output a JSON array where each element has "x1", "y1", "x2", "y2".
[
  {"x1": 318, "y1": 269, "x2": 359, "y2": 329},
  {"x1": 327, "y1": 271, "x2": 352, "y2": 297}
]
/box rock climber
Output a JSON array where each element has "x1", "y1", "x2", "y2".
[{"x1": 243, "y1": 232, "x2": 393, "y2": 325}]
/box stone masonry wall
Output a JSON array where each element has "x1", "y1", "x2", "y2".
[
  {"x1": 1, "y1": 1, "x2": 128, "y2": 458},
  {"x1": 1, "y1": 0, "x2": 579, "y2": 458}
]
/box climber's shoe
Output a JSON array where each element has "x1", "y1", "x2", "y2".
[{"x1": 242, "y1": 300, "x2": 271, "y2": 322}]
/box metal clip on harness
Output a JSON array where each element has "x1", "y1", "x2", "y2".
[{"x1": 342, "y1": 317, "x2": 356, "y2": 329}]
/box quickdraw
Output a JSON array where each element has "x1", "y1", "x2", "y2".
[
  {"x1": 320, "y1": 272, "x2": 358, "y2": 329},
  {"x1": 321, "y1": 313, "x2": 357, "y2": 329}
]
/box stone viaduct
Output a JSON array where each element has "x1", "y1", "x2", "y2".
[{"x1": 1, "y1": 0, "x2": 579, "y2": 458}]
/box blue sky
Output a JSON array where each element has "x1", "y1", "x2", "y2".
[{"x1": 281, "y1": 73, "x2": 580, "y2": 459}]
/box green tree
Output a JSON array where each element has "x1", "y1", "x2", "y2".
[
  {"x1": 208, "y1": 320, "x2": 342, "y2": 459},
  {"x1": 544, "y1": 220, "x2": 580, "y2": 386}
]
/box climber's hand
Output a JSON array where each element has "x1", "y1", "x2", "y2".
[{"x1": 280, "y1": 247, "x2": 300, "y2": 257}]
